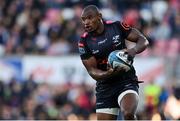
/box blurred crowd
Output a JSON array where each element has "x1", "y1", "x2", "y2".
[
  {"x1": 0, "y1": 0, "x2": 179, "y2": 120},
  {"x1": 0, "y1": 0, "x2": 179, "y2": 56},
  {"x1": 139, "y1": 79, "x2": 180, "y2": 120},
  {"x1": 0, "y1": 75, "x2": 96, "y2": 120},
  {"x1": 0, "y1": 74, "x2": 180, "y2": 120}
]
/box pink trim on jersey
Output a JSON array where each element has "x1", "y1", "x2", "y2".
[
  {"x1": 105, "y1": 20, "x2": 114, "y2": 24},
  {"x1": 81, "y1": 32, "x2": 88, "y2": 38},
  {"x1": 121, "y1": 22, "x2": 130, "y2": 30}
]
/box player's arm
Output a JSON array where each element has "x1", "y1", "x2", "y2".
[
  {"x1": 78, "y1": 37, "x2": 113, "y2": 81},
  {"x1": 82, "y1": 57, "x2": 114, "y2": 81},
  {"x1": 126, "y1": 28, "x2": 149, "y2": 57},
  {"x1": 119, "y1": 22, "x2": 149, "y2": 57}
]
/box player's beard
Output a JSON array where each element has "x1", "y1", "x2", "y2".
[
  {"x1": 88, "y1": 23, "x2": 100, "y2": 34},
  {"x1": 88, "y1": 27, "x2": 98, "y2": 33},
  {"x1": 85, "y1": 27, "x2": 94, "y2": 32},
  {"x1": 85, "y1": 24, "x2": 97, "y2": 33},
  {"x1": 90, "y1": 21, "x2": 104, "y2": 35}
]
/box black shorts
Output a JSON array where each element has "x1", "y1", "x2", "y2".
[{"x1": 95, "y1": 78, "x2": 139, "y2": 110}]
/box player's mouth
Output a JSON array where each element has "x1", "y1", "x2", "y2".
[{"x1": 85, "y1": 25, "x2": 93, "y2": 32}]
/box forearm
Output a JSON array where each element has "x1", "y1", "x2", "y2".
[
  {"x1": 127, "y1": 28, "x2": 149, "y2": 55},
  {"x1": 81, "y1": 57, "x2": 114, "y2": 81},
  {"x1": 133, "y1": 34, "x2": 149, "y2": 54},
  {"x1": 88, "y1": 68, "x2": 112, "y2": 81}
]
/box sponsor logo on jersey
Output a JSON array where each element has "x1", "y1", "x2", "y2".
[
  {"x1": 96, "y1": 102, "x2": 104, "y2": 105},
  {"x1": 79, "y1": 47, "x2": 85, "y2": 54},
  {"x1": 98, "y1": 38, "x2": 107, "y2": 45},
  {"x1": 92, "y1": 49, "x2": 99, "y2": 54},
  {"x1": 112, "y1": 35, "x2": 121, "y2": 47},
  {"x1": 112, "y1": 35, "x2": 120, "y2": 43}
]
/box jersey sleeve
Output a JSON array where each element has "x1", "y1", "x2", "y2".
[
  {"x1": 78, "y1": 38, "x2": 92, "y2": 60},
  {"x1": 115, "y1": 21, "x2": 132, "y2": 39}
]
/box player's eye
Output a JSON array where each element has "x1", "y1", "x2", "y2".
[{"x1": 87, "y1": 15, "x2": 92, "y2": 20}]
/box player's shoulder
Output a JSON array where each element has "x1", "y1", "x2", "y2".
[
  {"x1": 105, "y1": 20, "x2": 125, "y2": 28},
  {"x1": 79, "y1": 32, "x2": 89, "y2": 44},
  {"x1": 104, "y1": 20, "x2": 118, "y2": 26},
  {"x1": 105, "y1": 20, "x2": 130, "y2": 27},
  {"x1": 104, "y1": 20, "x2": 121, "y2": 24},
  {"x1": 112, "y1": 20, "x2": 131, "y2": 31},
  {"x1": 119, "y1": 21, "x2": 131, "y2": 30}
]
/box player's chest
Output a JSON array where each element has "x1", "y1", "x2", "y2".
[{"x1": 86, "y1": 33, "x2": 124, "y2": 57}]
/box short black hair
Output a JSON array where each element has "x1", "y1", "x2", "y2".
[{"x1": 83, "y1": 5, "x2": 100, "y2": 14}]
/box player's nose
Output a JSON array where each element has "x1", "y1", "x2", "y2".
[{"x1": 84, "y1": 19, "x2": 90, "y2": 26}]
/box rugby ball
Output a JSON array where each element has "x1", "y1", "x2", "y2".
[{"x1": 108, "y1": 50, "x2": 133, "y2": 71}]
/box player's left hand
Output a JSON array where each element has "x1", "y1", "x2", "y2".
[{"x1": 125, "y1": 48, "x2": 136, "y2": 60}]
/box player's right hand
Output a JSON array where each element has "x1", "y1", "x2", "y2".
[{"x1": 106, "y1": 63, "x2": 128, "y2": 77}]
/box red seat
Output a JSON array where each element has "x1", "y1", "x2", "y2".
[
  {"x1": 152, "y1": 40, "x2": 167, "y2": 56},
  {"x1": 166, "y1": 38, "x2": 180, "y2": 58}
]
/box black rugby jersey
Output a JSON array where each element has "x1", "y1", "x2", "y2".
[{"x1": 78, "y1": 21, "x2": 137, "y2": 83}]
